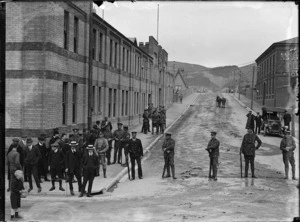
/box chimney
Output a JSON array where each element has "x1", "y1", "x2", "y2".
[{"x1": 139, "y1": 42, "x2": 144, "y2": 47}]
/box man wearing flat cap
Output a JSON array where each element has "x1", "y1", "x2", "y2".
[
  {"x1": 37, "y1": 135, "x2": 50, "y2": 183},
  {"x1": 128, "y1": 132, "x2": 144, "y2": 180},
  {"x1": 49, "y1": 129, "x2": 60, "y2": 148},
  {"x1": 142, "y1": 109, "x2": 150, "y2": 134},
  {"x1": 120, "y1": 125, "x2": 131, "y2": 166},
  {"x1": 240, "y1": 128, "x2": 262, "y2": 178},
  {"x1": 162, "y1": 133, "x2": 176, "y2": 179},
  {"x1": 71, "y1": 127, "x2": 83, "y2": 150},
  {"x1": 65, "y1": 141, "x2": 82, "y2": 195},
  {"x1": 206, "y1": 131, "x2": 220, "y2": 181},
  {"x1": 280, "y1": 130, "x2": 296, "y2": 180},
  {"x1": 24, "y1": 138, "x2": 42, "y2": 193},
  {"x1": 112, "y1": 123, "x2": 125, "y2": 164},
  {"x1": 79, "y1": 145, "x2": 99, "y2": 197}
]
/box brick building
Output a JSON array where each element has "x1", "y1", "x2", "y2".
[
  {"x1": 5, "y1": 1, "x2": 173, "y2": 138},
  {"x1": 255, "y1": 37, "x2": 298, "y2": 109}
]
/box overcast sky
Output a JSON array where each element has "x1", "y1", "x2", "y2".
[{"x1": 95, "y1": 1, "x2": 298, "y2": 68}]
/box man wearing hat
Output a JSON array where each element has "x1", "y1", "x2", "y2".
[
  {"x1": 79, "y1": 145, "x2": 99, "y2": 197},
  {"x1": 151, "y1": 110, "x2": 161, "y2": 135},
  {"x1": 65, "y1": 141, "x2": 82, "y2": 195},
  {"x1": 100, "y1": 117, "x2": 113, "y2": 133},
  {"x1": 94, "y1": 131, "x2": 109, "y2": 178},
  {"x1": 142, "y1": 109, "x2": 150, "y2": 134},
  {"x1": 240, "y1": 128, "x2": 262, "y2": 178},
  {"x1": 49, "y1": 129, "x2": 60, "y2": 148},
  {"x1": 283, "y1": 110, "x2": 292, "y2": 131},
  {"x1": 128, "y1": 132, "x2": 144, "y2": 180},
  {"x1": 24, "y1": 138, "x2": 42, "y2": 193},
  {"x1": 48, "y1": 143, "x2": 65, "y2": 192},
  {"x1": 280, "y1": 130, "x2": 296, "y2": 180},
  {"x1": 206, "y1": 132, "x2": 220, "y2": 181},
  {"x1": 7, "y1": 140, "x2": 23, "y2": 192},
  {"x1": 37, "y1": 135, "x2": 50, "y2": 183},
  {"x1": 103, "y1": 127, "x2": 114, "y2": 165},
  {"x1": 245, "y1": 111, "x2": 255, "y2": 132},
  {"x1": 162, "y1": 133, "x2": 176, "y2": 179},
  {"x1": 112, "y1": 123, "x2": 125, "y2": 164},
  {"x1": 254, "y1": 112, "x2": 263, "y2": 135}
]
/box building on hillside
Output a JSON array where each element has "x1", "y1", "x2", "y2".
[
  {"x1": 5, "y1": 1, "x2": 173, "y2": 139},
  {"x1": 173, "y1": 69, "x2": 188, "y2": 102},
  {"x1": 255, "y1": 37, "x2": 298, "y2": 109}
]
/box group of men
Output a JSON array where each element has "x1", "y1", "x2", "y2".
[
  {"x1": 142, "y1": 104, "x2": 167, "y2": 135},
  {"x1": 216, "y1": 96, "x2": 226, "y2": 108}
]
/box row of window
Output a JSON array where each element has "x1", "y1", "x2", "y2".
[
  {"x1": 257, "y1": 78, "x2": 274, "y2": 97},
  {"x1": 64, "y1": 11, "x2": 79, "y2": 53},
  {"x1": 257, "y1": 54, "x2": 276, "y2": 80}
]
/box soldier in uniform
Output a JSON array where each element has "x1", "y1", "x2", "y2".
[
  {"x1": 128, "y1": 132, "x2": 144, "y2": 180},
  {"x1": 71, "y1": 126, "x2": 84, "y2": 154},
  {"x1": 112, "y1": 123, "x2": 125, "y2": 164},
  {"x1": 65, "y1": 141, "x2": 82, "y2": 195},
  {"x1": 151, "y1": 110, "x2": 160, "y2": 135},
  {"x1": 94, "y1": 131, "x2": 109, "y2": 178},
  {"x1": 280, "y1": 130, "x2": 296, "y2": 180},
  {"x1": 103, "y1": 127, "x2": 113, "y2": 165},
  {"x1": 79, "y1": 145, "x2": 99, "y2": 197},
  {"x1": 37, "y1": 135, "x2": 50, "y2": 182},
  {"x1": 240, "y1": 128, "x2": 262, "y2": 178},
  {"x1": 205, "y1": 131, "x2": 220, "y2": 181},
  {"x1": 162, "y1": 133, "x2": 177, "y2": 179},
  {"x1": 7, "y1": 141, "x2": 23, "y2": 192}
]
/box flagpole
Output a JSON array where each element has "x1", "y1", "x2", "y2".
[{"x1": 157, "y1": 4, "x2": 159, "y2": 42}]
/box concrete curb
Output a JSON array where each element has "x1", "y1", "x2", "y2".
[
  {"x1": 102, "y1": 94, "x2": 199, "y2": 192},
  {"x1": 230, "y1": 94, "x2": 299, "y2": 144}
]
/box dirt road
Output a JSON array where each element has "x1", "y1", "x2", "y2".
[{"x1": 6, "y1": 91, "x2": 298, "y2": 222}]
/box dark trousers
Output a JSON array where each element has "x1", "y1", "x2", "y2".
[
  {"x1": 283, "y1": 152, "x2": 295, "y2": 174},
  {"x1": 27, "y1": 164, "x2": 41, "y2": 189},
  {"x1": 68, "y1": 168, "x2": 82, "y2": 192},
  {"x1": 81, "y1": 168, "x2": 95, "y2": 194},
  {"x1": 50, "y1": 168, "x2": 63, "y2": 187},
  {"x1": 24, "y1": 165, "x2": 29, "y2": 181},
  {"x1": 142, "y1": 122, "x2": 149, "y2": 134},
  {"x1": 244, "y1": 155, "x2": 255, "y2": 176},
  {"x1": 130, "y1": 155, "x2": 143, "y2": 179},
  {"x1": 210, "y1": 156, "x2": 218, "y2": 178},
  {"x1": 160, "y1": 123, "x2": 165, "y2": 133},
  {"x1": 38, "y1": 158, "x2": 48, "y2": 180},
  {"x1": 106, "y1": 141, "x2": 113, "y2": 164},
  {"x1": 255, "y1": 125, "x2": 261, "y2": 134},
  {"x1": 163, "y1": 153, "x2": 171, "y2": 176},
  {"x1": 114, "y1": 141, "x2": 121, "y2": 163}
]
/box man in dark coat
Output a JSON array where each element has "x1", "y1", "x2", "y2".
[
  {"x1": 103, "y1": 128, "x2": 113, "y2": 165},
  {"x1": 18, "y1": 136, "x2": 28, "y2": 182},
  {"x1": 280, "y1": 130, "x2": 296, "y2": 180},
  {"x1": 7, "y1": 141, "x2": 23, "y2": 192},
  {"x1": 128, "y1": 132, "x2": 144, "y2": 180},
  {"x1": 37, "y1": 136, "x2": 50, "y2": 182},
  {"x1": 245, "y1": 111, "x2": 255, "y2": 132},
  {"x1": 100, "y1": 117, "x2": 113, "y2": 132},
  {"x1": 79, "y1": 145, "x2": 99, "y2": 197},
  {"x1": 49, "y1": 129, "x2": 60, "y2": 147},
  {"x1": 283, "y1": 110, "x2": 292, "y2": 131},
  {"x1": 142, "y1": 109, "x2": 150, "y2": 134},
  {"x1": 162, "y1": 133, "x2": 176, "y2": 179},
  {"x1": 206, "y1": 131, "x2": 220, "y2": 181},
  {"x1": 65, "y1": 141, "x2": 82, "y2": 195},
  {"x1": 255, "y1": 112, "x2": 263, "y2": 135},
  {"x1": 112, "y1": 123, "x2": 125, "y2": 164},
  {"x1": 151, "y1": 110, "x2": 161, "y2": 135},
  {"x1": 240, "y1": 128, "x2": 262, "y2": 178},
  {"x1": 48, "y1": 143, "x2": 65, "y2": 191},
  {"x1": 70, "y1": 127, "x2": 84, "y2": 154},
  {"x1": 221, "y1": 97, "x2": 226, "y2": 108},
  {"x1": 24, "y1": 138, "x2": 42, "y2": 193}
]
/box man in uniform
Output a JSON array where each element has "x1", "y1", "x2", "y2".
[
  {"x1": 151, "y1": 110, "x2": 160, "y2": 135},
  {"x1": 162, "y1": 133, "x2": 177, "y2": 179},
  {"x1": 283, "y1": 110, "x2": 292, "y2": 131},
  {"x1": 279, "y1": 130, "x2": 296, "y2": 180},
  {"x1": 240, "y1": 128, "x2": 262, "y2": 178},
  {"x1": 205, "y1": 131, "x2": 220, "y2": 181},
  {"x1": 65, "y1": 141, "x2": 82, "y2": 195},
  {"x1": 79, "y1": 145, "x2": 99, "y2": 197},
  {"x1": 37, "y1": 135, "x2": 50, "y2": 182},
  {"x1": 71, "y1": 126, "x2": 84, "y2": 154},
  {"x1": 24, "y1": 138, "x2": 42, "y2": 193},
  {"x1": 128, "y1": 132, "x2": 144, "y2": 180},
  {"x1": 112, "y1": 123, "x2": 125, "y2": 164},
  {"x1": 94, "y1": 131, "x2": 109, "y2": 178}
]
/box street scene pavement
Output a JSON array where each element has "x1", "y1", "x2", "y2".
[{"x1": 5, "y1": 91, "x2": 299, "y2": 221}]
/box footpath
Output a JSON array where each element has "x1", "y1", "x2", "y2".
[{"x1": 7, "y1": 93, "x2": 199, "y2": 198}]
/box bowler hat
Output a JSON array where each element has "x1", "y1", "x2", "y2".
[
  {"x1": 117, "y1": 122, "x2": 123, "y2": 126},
  {"x1": 211, "y1": 131, "x2": 217, "y2": 135},
  {"x1": 26, "y1": 138, "x2": 33, "y2": 143},
  {"x1": 86, "y1": 145, "x2": 94, "y2": 150},
  {"x1": 70, "y1": 141, "x2": 78, "y2": 146},
  {"x1": 12, "y1": 138, "x2": 19, "y2": 142}
]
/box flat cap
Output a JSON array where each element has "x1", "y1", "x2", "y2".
[
  {"x1": 211, "y1": 131, "x2": 217, "y2": 135},
  {"x1": 12, "y1": 138, "x2": 19, "y2": 142},
  {"x1": 123, "y1": 125, "x2": 128, "y2": 129},
  {"x1": 26, "y1": 138, "x2": 33, "y2": 143},
  {"x1": 117, "y1": 122, "x2": 123, "y2": 125}
]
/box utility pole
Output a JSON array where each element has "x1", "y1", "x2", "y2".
[
  {"x1": 88, "y1": 1, "x2": 93, "y2": 130},
  {"x1": 157, "y1": 4, "x2": 159, "y2": 42},
  {"x1": 238, "y1": 72, "x2": 241, "y2": 100},
  {"x1": 251, "y1": 66, "x2": 255, "y2": 109}
]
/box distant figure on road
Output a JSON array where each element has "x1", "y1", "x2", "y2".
[
  {"x1": 162, "y1": 133, "x2": 177, "y2": 179},
  {"x1": 128, "y1": 132, "x2": 144, "y2": 180},
  {"x1": 283, "y1": 110, "x2": 292, "y2": 131},
  {"x1": 179, "y1": 94, "x2": 183, "y2": 103},
  {"x1": 240, "y1": 128, "x2": 262, "y2": 178},
  {"x1": 255, "y1": 112, "x2": 263, "y2": 135},
  {"x1": 245, "y1": 111, "x2": 255, "y2": 132},
  {"x1": 279, "y1": 130, "x2": 296, "y2": 180},
  {"x1": 216, "y1": 96, "x2": 221, "y2": 107},
  {"x1": 205, "y1": 131, "x2": 220, "y2": 181},
  {"x1": 221, "y1": 97, "x2": 226, "y2": 108}
]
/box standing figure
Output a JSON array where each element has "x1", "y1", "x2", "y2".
[
  {"x1": 104, "y1": 128, "x2": 113, "y2": 165},
  {"x1": 7, "y1": 142, "x2": 22, "y2": 192},
  {"x1": 283, "y1": 110, "x2": 292, "y2": 131},
  {"x1": 79, "y1": 145, "x2": 99, "y2": 198},
  {"x1": 162, "y1": 133, "x2": 177, "y2": 179},
  {"x1": 245, "y1": 111, "x2": 255, "y2": 132},
  {"x1": 151, "y1": 110, "x2": 161, "y2": 135},
  {"x1": 65, "y1": 141, "x2": 82, "y2": 195},
  {"x1": 221, "y1": 97, "x2": 226, "y2": 108},
  {"x1": 24, "y1": 138, "x2": 42, "y2": 193},
  {"x1": 48, "y1": 143, "x2": 65, "y2": 192},
  {"x1": 159, "y1": 110, "x2": 166, "y2": 134},
  {"x1": 205, "y1": 131, "x2": 220, "y2": 181},
  {"x1": 280, "y1": 130, "x2": 296, "y2": 180},
  {"x1": 121, "y1": 128, "x2": 131, "y2": 168},
  {"x1": 128, "y1": 132, "x2": 144, "y2": 180},
  {"x1": 37, "y1": 136, "x2": 50, "y2": 182},
  {"x1": 255, "y1": 112, "x2": 262, "y2": 135},
  {"x1": 112, "y1": 123, "x2": 125, "y2": 164},
  {"x1": 71, "y1": 127, "x2": 83, "y2": 153},
  {"x1": 142, "y1": 109, "x2": 150, "y2": 134},
  {"x1": 216, "y1": 96, "x2": 221, "y2": 107},
  {"x1": 94, "y1": 131, "x2": 109, "y2": 178},
  {"x1": 10, "y1": 170, "x2": 25, "y2": 220},
  {"x1": 240, "y1": 128, "x2": 262, "y2": 178},
  {"x1": 49, "y1": 129, "x2": 60, "y2": 147},
  {"x1": 100, "y1": 117, "x2": 113, "y2": 133},
  {"x1": 19, "y1": 136, "x2": 28, "y2": 182}
]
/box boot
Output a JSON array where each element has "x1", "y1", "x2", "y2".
[
  {"x1": 11, "y1": 215, "x2": 14, "y2": 219},
  {"x1": 251, "y1": 166, "x2": 257, "y2": 178},
  {"x1": 292, "y1": 167, "x2": 296, "y2": 180},
  {"x1": 15, "y1": 212, "x2": 22, "y2": 219},
  {"x1": 171, "y1": 166, "x2": 177, "y2": 179},
  {"x1": 103, "y1": 169, "x2": 107, "y2": 178},
  {"x1": 70, "y1": 190, "x2": 74, "y2": 196},
  {"x1": 49, "y1": 186, "x2": 55, "y2": 191},
  {"x1": 284, "y1": 167, "x2": 289, "y2": 179}
]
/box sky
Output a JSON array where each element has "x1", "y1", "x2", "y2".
[{"x1": 95, "y1": 1, "x2": 298, "y2": 68}]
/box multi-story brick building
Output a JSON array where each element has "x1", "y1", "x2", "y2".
[
  {"x1": 255, "y1": 37, "x2": 298, "y2": 109},
  {"x1": 5, "y1": 1, "x2": 173, "y2": 139}
]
